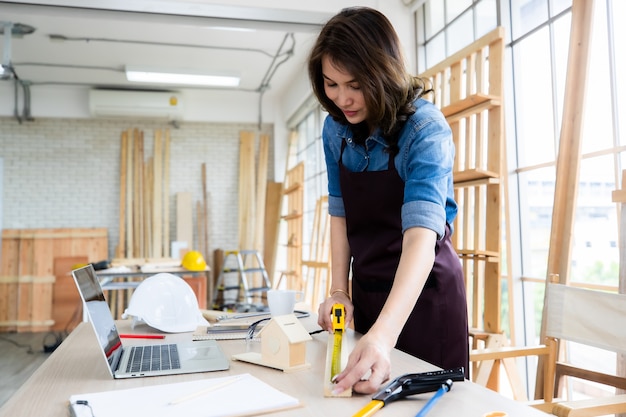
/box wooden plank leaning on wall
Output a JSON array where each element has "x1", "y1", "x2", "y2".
[{"x1": 115, "y1": 128, "x2": 171, "y2": 260}]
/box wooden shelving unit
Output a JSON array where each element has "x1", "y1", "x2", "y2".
[
  {"x1": 419, "y1": 27, "x2": 513, "y2": 392},
  {"x1": 278, "y1": 162, "x2": 304, "y2": 290},
  {"x1": 301, "y1": 195, "x2": 331, "y2": 309}
]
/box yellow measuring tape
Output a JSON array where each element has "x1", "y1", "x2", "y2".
[{"x1": 330, "y1": 303, "x2": 345, "y2": 381}]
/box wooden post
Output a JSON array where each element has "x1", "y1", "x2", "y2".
[
  {"x1": 264, "y1": 181, "x2": 283, "y2": 286},
  {"x1": 152, "y1": 129, "x2": 163, "y2": 258},
  {"x1": 537, "y1": 0, "x2": 594, "y2": 398},
  {"x1": 238, "y1": 131, "x2": 256, "y2": 251},
  {"x1": 612, "y1": 170, "x2": 626, "y2": 407},
  {"x1": 254, "y1": 134, "x2": 269, "y2": 254},
  {"x1": 125, "y1": 130, "x2": 134, "y2": 258},
  {"x1": 116, "y1": 130, "x2": 127, "y2": 258},
  {"x1": 163, "y1": 129, "x2": 171, "y2": 257},
  {"x1": 201, "y1": 163, "x2": 209, "y2": 262}
]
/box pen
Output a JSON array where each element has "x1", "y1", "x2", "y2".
[
  {"x1": 169, "y1": 376, "x2": 243, "y2": 405},
  {"x1": 119, "y1": 334, "x2": 165, "y2": 339},
  {"x1": 414, "y1": 379, "x2": 452, "y2": 417}
]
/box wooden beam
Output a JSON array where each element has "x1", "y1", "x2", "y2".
[
  {"x1": 162, "y1": 129, "x2": 171, "y2": 257},
  {"x1": 125, "y1": 129, "x2": 135, "y2": 258},
  {"x1": 545, "y1": 0, "x2": 594, "y2": 286},
  {"x1": 238, "y1": 131, "x2": 256, "y2": 250},
  {"x1": 144, "y1": 156, "x2": 153, "y2": 257},
  {"x1": 254, "y1": 134, "x2": 269, "y2": 253},
  {"x1": 152, "y1": 130, "x2": 163, "y2": 258},
  {"x1": 264, "y1": 181, "x2": 283, "y2": 285},
  {"x1": 135, "y1": 130, "x2": 144, "y2": 257},
  {"x1": 116, "y1": 130, "x2": 128, "y2": 258},
  {"x1": 201, "y1": 163, "x2": 209, "y2": 261},
  {"x1": 537, "y1": 0, "x2": 595, "y2": 398}
]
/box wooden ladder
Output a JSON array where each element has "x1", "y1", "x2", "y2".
[{"x1": 212, "y1": 250, "x2": 272, "y2": 311}]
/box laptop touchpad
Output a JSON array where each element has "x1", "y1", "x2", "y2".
[{"x1": 180, "y1": 346, "x2": 218, "y2": 360}]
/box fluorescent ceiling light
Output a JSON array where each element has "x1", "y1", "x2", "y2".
[{"x1": 125, "y1": 67, "x2": 240, "y2": 87}]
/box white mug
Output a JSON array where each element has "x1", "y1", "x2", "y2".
[{"x1": 267, "y1": 289, "x2": 304, "y2": 316}]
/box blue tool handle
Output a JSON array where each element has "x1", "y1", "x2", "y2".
[{"x1": 414, "y1": 379, "x2": 452, "y2": 417}]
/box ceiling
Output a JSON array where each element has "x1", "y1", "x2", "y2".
[{"x1": 0, "y1": 1, "x2": 336, "y2": 99}]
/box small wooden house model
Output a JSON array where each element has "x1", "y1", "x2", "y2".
[
  {"x1": 231, "y1": 314, "x2": 312, "y2": 371},
  {"x1": 258, "y1": 314, "x2": 312, "y2": 371}
]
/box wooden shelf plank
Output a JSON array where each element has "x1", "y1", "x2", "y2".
[
  {"x1": 457, "y1": 249, "x2": 500, "y2": 261},
  {"x1": 441, "y1": 93, "x2": 500, "y2": 118},
  {"x1": 282, "y1": 213, "x2": 303, "y2": 221},
  {"x1": 283, "y1": 183, "x2": 302, "y2": 194},
  {"x1": 453, "y1": 168, "x2": 500, "y2": 186}
]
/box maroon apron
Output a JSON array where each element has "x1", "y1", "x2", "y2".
[{"x1": 338, "y1": 140, "x2": 469, "y2": 375}]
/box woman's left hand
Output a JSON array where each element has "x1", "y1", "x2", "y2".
[{"x1": 330, "y1": 330, "x2": 393, "y2": 395}]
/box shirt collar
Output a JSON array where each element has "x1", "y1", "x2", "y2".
[{"x1": 337, "y1": 124, "x2": 387, "y2": 149}]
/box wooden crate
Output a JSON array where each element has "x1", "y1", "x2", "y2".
[
  {"x1": 183, "y1": 275, "x2": 207, "y2": 310},
  {"x1": 52, "y1": 256, "x2": 88, "y2": 334},
  {"x1": 0, "y1": 228, "x2": 108, "y2": 333}
]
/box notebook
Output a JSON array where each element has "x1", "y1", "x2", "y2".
[
  {"x1": 71, "y1": 264, "x2": 229, "y2": 379},
  {"x1": 68, "y1": 373, "x2": 301, "y2": 417}
]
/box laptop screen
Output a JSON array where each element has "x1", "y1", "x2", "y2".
[{"x1": 72, "y1": 265, "x2": 123, "y2": 376}]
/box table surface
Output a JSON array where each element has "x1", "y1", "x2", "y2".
[{"x1": 0, "y1": 317, "x2": 549, "y2": 417}]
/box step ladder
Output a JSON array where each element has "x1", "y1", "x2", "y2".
[{"x1": 212, "y1": 250, "x2": 272, "y2": 310}]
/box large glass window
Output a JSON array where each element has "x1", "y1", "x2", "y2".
[
  {"x1": 414, "y1": 0, "x2": 625, "y2": 401},
  {"x1": 295, "y1": 110, "x2": 328, "y2": 259},
  {"x1": 513, "y1": 26, "x2": 558, "y2": 167}
]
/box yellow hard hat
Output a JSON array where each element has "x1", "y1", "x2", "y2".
[{"x1": 182, "y1": 250, "x2": 207, "y2": 271}]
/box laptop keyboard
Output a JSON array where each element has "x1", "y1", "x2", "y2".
[{"x1": 126, "y1": 344, "x2": 181, "y2": 373}]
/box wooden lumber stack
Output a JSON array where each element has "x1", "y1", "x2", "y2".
[
  {"x1": 231, "y1": 131, "x2": 273, "y2": 303},
  {"x1": 115, "y1": 128, "x2": 171, "y2": 259},
  {"x1": 111, "y1": 128, "x2": 174, "y2": 314}
]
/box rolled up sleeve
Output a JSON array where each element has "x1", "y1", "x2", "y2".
[{"x1": 399, "y1": 105, "x2": 455, "y2": 240}]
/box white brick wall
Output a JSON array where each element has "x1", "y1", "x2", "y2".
[{"x1": 0, "y1": 117, "x2": 274, "y2": 260}]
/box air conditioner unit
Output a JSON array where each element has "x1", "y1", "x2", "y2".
[{"x1": 88, "y1": 89, "x2": 183, "y2": 120}]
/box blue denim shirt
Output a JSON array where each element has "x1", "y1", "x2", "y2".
[{"x1": 323, "y1": 98, "x2": 457, "y2": 239}]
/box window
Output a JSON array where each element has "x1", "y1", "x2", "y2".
[
  {"x1": 416, "y1": 0, "x2": 625, "y2": 401},
  {"x1": 294, "y1": 110, "x2": 328, "y2": 259}
]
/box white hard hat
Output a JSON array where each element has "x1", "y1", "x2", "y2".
[{"x1": 122, "y1": 273, "x2": 208, "y2": 333}]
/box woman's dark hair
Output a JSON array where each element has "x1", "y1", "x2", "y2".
[{"x1": 308, "y1": 6, "x2": 431, "y2": 152}]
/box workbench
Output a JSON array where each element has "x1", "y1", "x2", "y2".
[{"x1": 0, "y1": 316, "x2": 550, "y2": 417}]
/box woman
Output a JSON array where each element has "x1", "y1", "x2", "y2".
[{"x1": 308, "y1": 7, "x2": 469, "y2": 395}]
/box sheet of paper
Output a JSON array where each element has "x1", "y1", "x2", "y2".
[{"x1": 68, "y1": 373, "x2": 300, "y2": 417}]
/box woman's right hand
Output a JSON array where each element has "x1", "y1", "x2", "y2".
[{"x1": 317, "y1": 291, "x2": 354, "y2": 331}]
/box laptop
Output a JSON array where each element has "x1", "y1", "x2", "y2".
[{"x1": 71, "y1": 264, "x2": 230, "y2": 379}]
